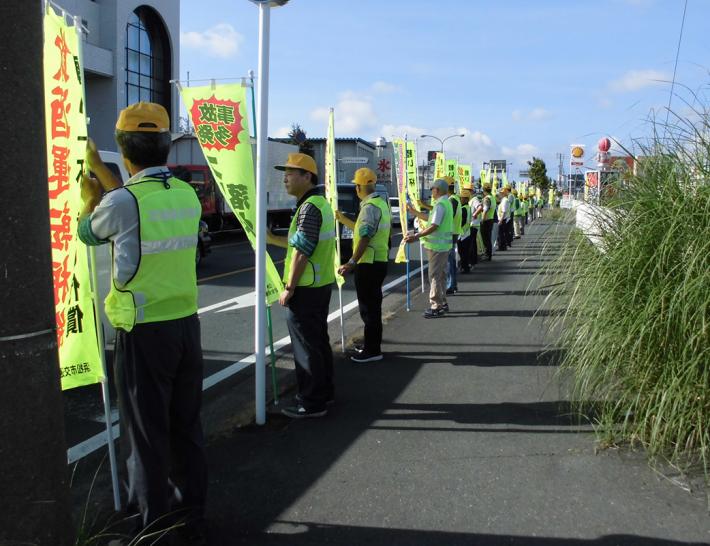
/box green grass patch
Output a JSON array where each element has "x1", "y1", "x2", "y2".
[{"x1": 540, "y1": 114, "x2": 710, "y2": 480}]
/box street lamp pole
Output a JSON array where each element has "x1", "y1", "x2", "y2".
[{"x1": 420, "y1": 133, "x2": 465, "y2": 154}]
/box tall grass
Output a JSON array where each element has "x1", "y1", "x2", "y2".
[{"x1": 542, "y1": 107, "x2": 710, "y2": 477}]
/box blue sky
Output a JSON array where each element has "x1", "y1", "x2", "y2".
[{"x1": 180, "y1": 0, "x2": 710, "y2": 177}]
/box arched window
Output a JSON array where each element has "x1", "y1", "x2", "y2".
[{"x1": 125, "y1": 6, "x2": 171, "y2": 114}]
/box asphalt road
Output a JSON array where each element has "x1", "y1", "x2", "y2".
[{"x1": 62, "y1": 226, "x2": 422, "y2": 451}]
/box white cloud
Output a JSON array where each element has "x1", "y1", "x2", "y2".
[
  {"x1": 608, "y1": 69, "x2": 669, "y2": 93},
  {"x1": 181, "y1": 24, "x2": 244, "y2": 59},
  {"x1": 370, "y1": 81, "x2": 399, "y2": 94},
  {"x1": 511, "y1": 108, "x2": 552, "y2": 122},
  {"x1": 273, "y1": 126, "x2": 291, "y2": 138},
  {"x1": 311, "y1": 91, "x2": 378, "y2": 134}
]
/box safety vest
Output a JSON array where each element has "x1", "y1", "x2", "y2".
[
  {"x1": 450, "y1": 194, "x2": 462, "y2": 236},
  {"x1": 461, "y1": 203, "x2": 471, "y2": 238},
  {"x1": 514, "y1": 196, "x2": 525, "y2": 216},
  {"x1": 283, "y1": 195, "x2": 336, "y2": 287},
  {"x1": 484, "y1": 193, "x2": 497, "y2": 221},
  {"x1": 422, "y1": 196, "x2": 453, "y2": 252},
  {"x1": 104, "y1": 176, "x2": 201, "y2": 332},
  {"x1": 353, "y1": 195, "x2": 391, "y2": 264}
]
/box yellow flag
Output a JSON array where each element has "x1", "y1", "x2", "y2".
[
  {"x1": 434, "y1": 152, "x2": 446, "y2": 179},
  {"x1": 405, "y1": 141, "x2": 420, "y2": 211},
  {"x1": 324, "y1": 109, "x2": 345, "y2": 287},
  {"x1": 180, "y1": 83, "x2": 283, "y2": 304},
  {"x1": 44, "y1": 6, "x2": 103, "y2": 390},
  {"x1": 392, "y1": 139, "x2": 408, "y2": 263},
  {"x1": 457, "y1": 164, "x2": 471, "y2": 189}
]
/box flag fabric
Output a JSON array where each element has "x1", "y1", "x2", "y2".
[
  {"x1": 180, "y1": 83, "x2": 284, "y2": 304},
  {"x1": 44, "y1": 6, "x2": 102, "y2": 390},
  {"x1": 457, "y1": 164, "x2": 471, "y2": 189},
  {"x1": 405, "y1": 141, "x2": 420, "y2": 211},
  {"x1": 434, "y1": 152, "x2": 446, "y2": 179},
  {"x1": 324, "y1": 109, "x2": 345, "y2": 287},
  {"x1": 392, "y1": 139, "x2": 408, "y2": 263}
]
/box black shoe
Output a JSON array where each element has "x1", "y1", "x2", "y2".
[
  {"x1": 350, "y1": 352, "x2": 383, "y2": 363},
  {"x1": 282, "y1": 405, "x2": 327, "y2": 419},
  {"x1": 423, "y1": 308, "x2": 445, "y2": 319},
  {"x1": 446, "y1": 288, "x2": 457, "y2": 295},
  {"x1": 295, "y1": 393, "x2": 335, "y2": 406},
  {"x1": 442, "y1": 303, "x2": 449, "y2": 312}
]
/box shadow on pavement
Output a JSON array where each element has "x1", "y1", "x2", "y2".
[{"x1": 227, "y1": 522, "x2": 708, "y2": 546}]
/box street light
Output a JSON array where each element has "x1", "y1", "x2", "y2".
[
  {"x1": 248, "y1": 0, "x2": 289, "y2": 426},
  {"x1": 420, "y1": 133, "x2": 465, "y2": 153}
]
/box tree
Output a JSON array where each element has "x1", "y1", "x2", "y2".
[
  {"x1": 528, "y1": 157, "x2": 550, "y2": 191},
  {"x1": 288, "y1": 123, "x2": 315, "y2": 158}
]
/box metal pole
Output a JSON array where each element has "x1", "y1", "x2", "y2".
[
  {"x1": 75, "y1": 15, "x2": 120, "y2": 511},
  {"x1": 254, "y1": 2, "x2": 270, "y2": 425},
  {"x1": 403, "y1": 136, "x2": 411, "y2": 311},
  {"x1": 89, "y1": 247, "x2": 121, "y2": 511}
]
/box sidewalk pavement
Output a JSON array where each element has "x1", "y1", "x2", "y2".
[{"x1": 146, "y1": 219, "x2": 710, "y2": 544}]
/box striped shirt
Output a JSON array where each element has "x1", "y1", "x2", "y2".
[{"x1": 288, "y1": 188, "x2": 322, "y2": 257}]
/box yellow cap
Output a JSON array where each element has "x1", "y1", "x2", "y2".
[
  {"x1": 460, "y1": 189, "x2": 472, "y2": 198},
  {"x1": 116, "y1": 102, "x2": 170, "y2": 133},
  {"x1": 274, "y1": 153, "x2": 318, "y2": 176},
  {"x1": 443, "y1": 175, "x2": 456, "y2": 187},
  {"x1": 352, "y1": 167, "x2": 377, "y2": 185},
  {"x1": 482, "y1": 183, "x2": 492, "y2": 192}
]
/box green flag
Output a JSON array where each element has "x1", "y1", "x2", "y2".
[
  {"x1": 180, "y1": 83, "x2": 283, "y2": 305},
  {"x1": 324, "y1": 109, "x2": 345, "y2": 287},
  {"x1": 44, "y1": 6, "x2": 103, "y2": 390}
]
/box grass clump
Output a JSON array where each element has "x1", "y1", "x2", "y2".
[{"x1": 543, "y1": 107, "x2": 710, "y2": 478}]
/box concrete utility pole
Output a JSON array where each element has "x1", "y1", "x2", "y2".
[{"x1": 0, "y1": 1, "x2": 73, "y2": 544}]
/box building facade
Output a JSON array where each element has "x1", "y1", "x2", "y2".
[{"x1": 57, "y1": 0, "x2": 180, "y2": 151}]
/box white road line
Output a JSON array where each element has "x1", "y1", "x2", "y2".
[{"x1": 66, "y1": 264, "x2": 426, "y2": 464}]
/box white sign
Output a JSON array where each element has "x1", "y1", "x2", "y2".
[{"x1": 339, "y1": 157, "x2": 368, "y2": 164}]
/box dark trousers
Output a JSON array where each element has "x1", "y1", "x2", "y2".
[
  {"x1": 286, "y1": 285, "x2": 334, "y2": 410},
  {"x1": 506, "y1": 217, "x2": 515, "y2": 246},
  {"x1": 354, "y1": 261, "x2": 388, "y2": 354},
  {"x1": 497, "y1": 220, "x2": 508, "y2": 250},
  {"x1": 457, "y1": 235, "x2": 473, "y2": 272},
  {"x1": 470, "y1": 227, "x2": 479, "y2": 265},
  {"x1": 114, "y1": 314, "x2": 207, "y2": 532},
  {"x1": 480, "y1": 219, "x2": 494, "y2": 259}
]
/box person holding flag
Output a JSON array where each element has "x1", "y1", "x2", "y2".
[
  {"x1": 267, "y1": 153, "x2": 336, "y2": 418},
  {"x1": 78, "y1": 102, "x2": 208, "y2": 543},
  {"x1": 456, "y1": 188, "x2": 473, "y2": 273},
  {"x1": 445, "y1": 176, "x2": 462, "y2": 294},
  {"x1": 480, "y1": 183, "x2": 496, "y2": 261},
  {"x1": 405, "y1": 179, "x2": 454, "y2": 318},
  {"x1": 336, "y1": 168, "x2": 391, "y2": 363}
]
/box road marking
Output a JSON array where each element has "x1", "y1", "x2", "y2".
[
  {"x1": 198, "y1": 259, "x2": 285, "y2": 284},
  {"x1": 67, "y1": 264, "x2": 427, "y2": 463}
]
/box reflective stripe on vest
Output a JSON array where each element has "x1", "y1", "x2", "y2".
[
  {"x1": 450, "y1": 195, "x2": 462, "y2": 236},
  {"x1": 104, "y1": 177, "x2": 200, "y2": 331},
  {"x1": 283, "y1": 195, "x2": 336, "y2": 287},
  {"x1": 353, "y1": 195, "x2": 391, "y2": 264},
  {"x1": 422, "y1": 197, "x2": 453, "y2": 252}
]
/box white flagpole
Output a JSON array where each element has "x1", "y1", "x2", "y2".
[
  {"x1": 74, "y1": 14, "x2": 120, "y2": 511},
  {"x1": 253, "y1": 2, "x2": 271, "y2": 426},
  {"x1": 328, "y1": 109, "x2": 346, "y2": 352},
  {"x1": 89, "y1": 250, "x2": 121, "y2": 512}
]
